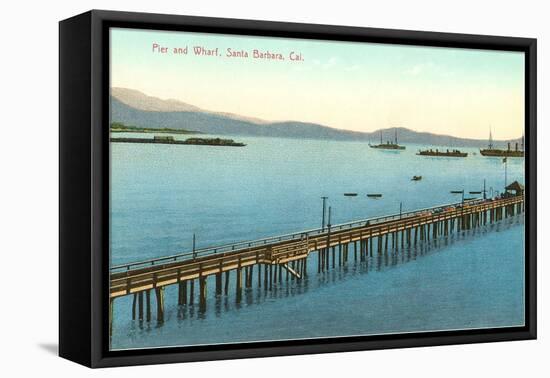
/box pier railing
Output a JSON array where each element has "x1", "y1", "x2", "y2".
[{"x1": 110, "y1": 197, "x2": 489, "y2": 273}]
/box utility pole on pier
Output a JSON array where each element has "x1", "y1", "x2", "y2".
[
  {"x1": 503, "y1": 157, "x2": 508, "y2": 191},
  {"x1": 450, "y1": 189, "x2": 465, "y2": 205},
  {"x1": 321, "y1": 196, "x2": 328, "y2": 231},
  {"x1": 192, "y1": 233, "x2": 196, "y2": 259},
  {"x1": 451, "y1": 189, "x2": 465, "y2": 231},
  {"x1": 450, "y1": 189, "x2": 465, "y2": 227},
  {"x1": 325, "y1": 206, "x2": 333, "y2": 270},
  {"x1": 399, "y1": 202, "x2": 403, "y2": 219}
]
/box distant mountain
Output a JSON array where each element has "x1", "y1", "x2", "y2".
[
  {"x1": 112, "y1": 87, "x2": 202, "y2": 112},
  {"x1": 112, "y1": 87, "x2": 268, "y2": 125},
  {"x1": 111, "y1": 88, "x2": 522, "y2": 148}
]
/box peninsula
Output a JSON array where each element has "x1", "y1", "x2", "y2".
[
  {"x1": 110, "y1": 122, "x2": 198, "y2": 135},
  {"x1": 111, "y1": 135, "x2": 246, "y2": 147}
]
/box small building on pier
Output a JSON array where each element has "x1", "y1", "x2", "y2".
[{"x1": 505, "y1": 181, "x2": 525, "y2": 196}]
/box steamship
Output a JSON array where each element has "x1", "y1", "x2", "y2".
[
  {"x1": 479, "y1": 131, "x2": 524, "y2": 157},
  {"x1": 369, "y1": 130, "x2": 406, "y2": 150}
]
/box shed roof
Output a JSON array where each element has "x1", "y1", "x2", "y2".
[{"x1": 505, "y1": 181, "x2": 524, "y2": 191}]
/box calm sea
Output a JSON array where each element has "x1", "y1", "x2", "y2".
[{"x1": 110, "y1": 133, "x2": 525, "y2": 350}]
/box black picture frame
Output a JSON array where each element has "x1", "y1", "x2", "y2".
[{"x1": 59, "y1": 9, "x2": 537, "y2": 368}]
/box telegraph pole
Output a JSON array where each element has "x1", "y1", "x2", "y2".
[
  {"x1": 192, "y1": 233, "x2": 196, "y2": 259},
  {"x1": 503, "y1": 157, "x2": 508, "y2": 191},
  {"x1": 327, "y1": 206, "x2": 333, "y2": 268},
  {"x1": 450, "y1": 189, "x2": 464, "y2": 204},
  {"x1": 321, "y1": 196, "x2": 328, "y2": 231}
]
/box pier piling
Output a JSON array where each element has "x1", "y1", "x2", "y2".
[
  {"x1": 112, "y1": 195, "x2": 524, "y2": 328},
  {"x1": 215, "y1": 273, "x2": 222, "y2": 295},
  {"x1": 236, "y1": 266, "x2": 242, "y2": 302},
  {"x1": 155, "y1": 286, "x2": 165, "y2": 322},
  {"x1": 138, "y1": 292, "x2": 144, "y2": 321},
  {"x1": 199, "y1": 275, "x2": 207, "y2": 310},
  {"x1": 224, "y1": 271, "x2": 230, "y2": 295},
  {"x1": 132, "y1": 293, "x2": 137, "y2": 320},
  {"x1": 146, "y1": 290, "x2": 151, "y2": 322}
]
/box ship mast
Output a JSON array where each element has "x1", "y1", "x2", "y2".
[{"x1": 488, "y1": 127, "x2": 494, "y2": 149}]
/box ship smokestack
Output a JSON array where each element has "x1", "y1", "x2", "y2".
[{"x1": 508, "y1": 142, "x2": 511, "y2": 151}]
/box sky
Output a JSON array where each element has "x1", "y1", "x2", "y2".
[{"x1": 110, "y1": 27, "x2": 525, "y2": 140}]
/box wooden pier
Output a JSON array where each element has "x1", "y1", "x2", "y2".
[{"x1": 109, "y1": 195, "x2": 524, "y2": 326}]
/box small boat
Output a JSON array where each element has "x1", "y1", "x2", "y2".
[
  {"x1": 367, "y1": 193, "x2": 382, "y2": 198},
  {"x1": 412, "y1": 175, "x2": 422, "y2": 181},
  {"x1": 344, "y1": 193, "x2": 358, "y2": 197}
]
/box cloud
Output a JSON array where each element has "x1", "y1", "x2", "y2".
[
  {"x1": 404, "y1": 62, "x2": 435, "y2": 76},
  {"x1": 345, "y1": 64, "x2": 361, "y2": 72},
  {"x1": 311, "y1": 57, "x2": 339, "y2": 70},
  {"x1": 291, "y1": 65, "x2": 311, "y2": 72},
  {"x1": 323, "y1": 57, "x2": 338, "y2": 69},
  {"x1": 404, "y1": 62, "x2": 454, "y2": 78}
]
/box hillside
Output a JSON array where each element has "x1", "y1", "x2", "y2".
[{"x1": 111, "y1": 88, "x2": 522, "y2": 148}]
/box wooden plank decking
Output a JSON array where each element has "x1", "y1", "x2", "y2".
[{"x1": 109, "y1": 195, "x2": 524, "y2": 325}]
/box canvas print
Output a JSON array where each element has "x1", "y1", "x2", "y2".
[{"x1": 108, "y1": 27, "x2": 526, "y2": 350}]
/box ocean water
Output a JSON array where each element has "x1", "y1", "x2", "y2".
[{"x1": 110, "y1": 134, "x2": 525, "y2": 350}]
